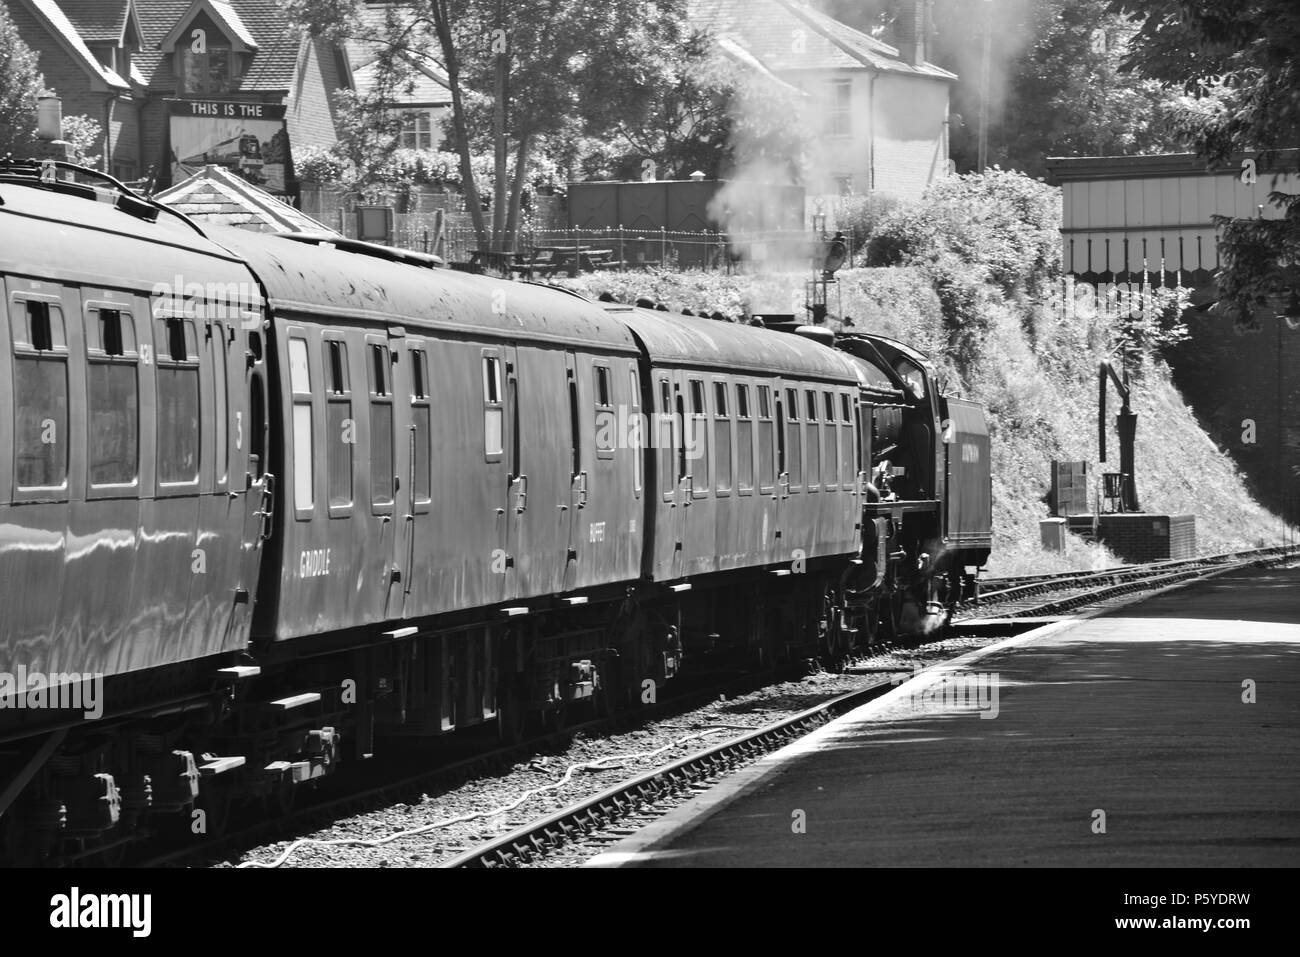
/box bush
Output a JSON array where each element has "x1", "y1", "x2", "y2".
[{"x1": 866, "y1": 168, "x2": 1062, "y2": 361}]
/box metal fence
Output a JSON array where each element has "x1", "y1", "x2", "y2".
[{"x1": 387, "y1": 222, "x2": 821, "y2": 272}]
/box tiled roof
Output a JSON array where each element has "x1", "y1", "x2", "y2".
[
  {"x1": 134, "y1": 0, "x2": 303, "y2": 92},
  {"x1": 57, "y1": 0, "x2": 131, "y2": 43},
  {"x1": 22, "y1": 0, "x2": 130, "y2": 89},
  {"x1": 690, "y1": 0, "x2": 956, "y2": 81},
  {"x1": 156, "y1": 164, "x2": 335, "y2": 232},
  {"x1": 345, "y1": 3, "x2": 449, "y2": 105}
]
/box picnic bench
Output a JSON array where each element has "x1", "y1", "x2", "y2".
[
  {"x1": 517, "y1": 246, "x2": 622, "y2": 277},
  {"x1": 459, "y1": 245, "x2": 625, "y2": 277}
]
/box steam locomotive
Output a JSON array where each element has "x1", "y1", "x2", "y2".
[{"x1": 0, "y1": 161, "x2": 991, "y2": 863}]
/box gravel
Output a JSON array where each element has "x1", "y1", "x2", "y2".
[{"x1": 224, "y1": 630, "x2": 1019, "y2": 869}]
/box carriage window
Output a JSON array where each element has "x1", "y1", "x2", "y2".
[
  {"x1": 805, "y1": 389, "x2": 820, "y2": 489},
  {"x1": 736, "y1": 384, "x2": 753, "y2": 492},
  {"x1": 87, "y1": 308, "x2": 138, "y2": 487},
  {"x1": 325, "y1": 339, "x2": 353, "y2": 509},
  {"x1": 12, "y1": 300, "x2": 68, "y2": 489},
  {"x1": 688, "y1": 378, "x2": 707, "y2": 490},
  {"x1": 629, "y1": 368, "x2": 642, "y2": 495},
  {"x1": 370, "y1": 343, "x2": 394, "y2": 505},
  {"x1": 714, "y1": 381, "x2": 731, "y2": 492},
  {"x1": 288, "y1": 337, "x2": 313, "y2": 511},
  {"x1": 370, "y1": 344, "x2": 390, "y2": 396},
  {"x1": 482, "y1": 354, "x2": 503, "y2": 458},
  {"x1": 841, "y1": 393, "x2": 856, "y2": 486},
  {"x1": 784, "y1": 389, "x2": 801, "y2": 486},
  {"x1": 593, "y1": 365, "x2": 612, "y2": 407},
  {"x1": 593, "y1": 363, "x2": 614, "y2": 455},
  {"x1": 757, "y1": 386, "x2": 774, "y2": 490},
  {"x1": 659, "y1": 378, "x2": 674, "y2": 499},
  {"x1": 213, "y1": 325, "x2": 228, "y2": 483},
  {"x1": 98, "y1": 309, "x2": 126, "y2": 356},
  {"x1": 327, "y1": 339, "x2": 349, "y2": 394},
  {"x1": 157, "y1": 318, "x2": 199, "y2": 485},
  {"x1": 412, "y1": 347, "x2": 431, "y2": 505},
  {"x1": 821, "y1": 391, "x2": 837, "y2": 489}
]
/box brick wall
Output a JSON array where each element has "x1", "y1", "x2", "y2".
[
  {"x1": 1097, "y1": 514, "x2": 1197, "y2": 563},
  {"x1": 7, "y1": 2, "x2": 139, "y2": 172}
]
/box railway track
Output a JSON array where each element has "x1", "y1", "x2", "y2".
[
  {"x1": 977, "y1": 540, "x2": 1289, "y2": 595},
  {"x1": 438, "y1": 677, "x2": 898, "y2": 868},
  {"x1": 439, "y1": 545, "x2": 1298, "y2": 869},
  {"x1": 961, "y1": 545, "x2": 1295, "y2": 619},
  {"x1": 136, "y1": 544, "x2": 1293, "y2": 869},
  {"x1": 135, "y1": 665, "x2": 816, "y2": 868}
]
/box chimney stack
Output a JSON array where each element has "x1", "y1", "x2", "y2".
[{"x1": 894, "y1": 0, "x2": 929, "y2": 67}]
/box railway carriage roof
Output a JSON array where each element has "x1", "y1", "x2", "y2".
[
  {"x1": 0, "y1": 181, "x2": 260, "y2": 293},
  {"x1": 604, "y1": 305, "x2": 861, "y2": 381},
  {"x1": 207, "y1": 226, "x2": 640, "y2": 351}
]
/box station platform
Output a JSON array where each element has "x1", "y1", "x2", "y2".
[{"x1": 592, "y1": 564, "x2": 1300, "y2": 867}]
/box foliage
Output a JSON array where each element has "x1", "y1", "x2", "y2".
[
  {"x1": 1110, "y1": 0, "x2": 1300, "y2": 330},
  {"x1": 60, "y1": 115, "x2": 102, "y2": 167},
  {"x1": 0, "y1": 5, "x2": 43, "y2": 158},
  {"x1": 832, "y1": 193, "x2": 900, "y2": 252},
  {"x1": 865, "y1": 168, "x2": 1063, "y2": 361}
]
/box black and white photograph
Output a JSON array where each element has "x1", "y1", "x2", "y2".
[{"x1": 0, "y1": 0, "x2": 1296, "y2": 935}]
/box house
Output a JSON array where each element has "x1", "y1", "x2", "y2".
[
  {"x1": 9, "y1": 0, "x2": 352, "y2": 194},
  {"x1": 690, "y1": 0, "x2": 957, "y2": 201},
  {"x1": 345, "y1": 2, "x2": 451, "y2": 152}
]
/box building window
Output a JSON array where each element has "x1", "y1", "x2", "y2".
[
  {"x1": 181, "y1": 44, "x2": 232, "y2": 95},
  {"x1": 398, "y1": 110, "x2": 435, "y2": 150},
  {"x1": 824, "y1": 79, "x2": 852, "y2": 137}
]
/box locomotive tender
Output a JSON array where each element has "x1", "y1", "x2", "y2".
[{"x1": 0, "y1": 163, "x2": 991, "y2": 862}]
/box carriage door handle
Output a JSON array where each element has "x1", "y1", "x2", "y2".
[
  {"x1": 256, "y1": 473, "x2": 276, "y2": 542},
  {"x1": 578, "y1": 471, "x2": 588, "y2": 509},
  {"x1": 515, "y1": 474, "x2": 528, "y2": 513}
]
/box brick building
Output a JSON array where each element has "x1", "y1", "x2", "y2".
[{"x1": 9, "y1": 0, "x2": 351, "y2": 194}]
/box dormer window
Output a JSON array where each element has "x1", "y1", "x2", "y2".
[
  {"x1": 162, "y1": 3, "x2": 259, "y2": 97},
  {"x1": 181, "y1": 42, "x2": 232, "y2": 94}
]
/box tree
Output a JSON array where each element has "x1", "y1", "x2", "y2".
[
  {"x1": 289, "y1": 0, "x2": 689, "y2": 252},
  {"x1": 1110, "y1": 0, "x2": 1300, "y2": 330},
  {"x1": 0, "y1": 3, "x2": 44, "y2": 158}
]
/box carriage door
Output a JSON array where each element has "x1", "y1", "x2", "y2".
[
  {"x1": 562, "y1": 351, "x2": 583, "y2": 591},
  {"x1": 403, "y1": 339, "x2": 433, "y2": 611},
  {"x1": 382, "y1": 326, "x2": 414, "y2": 620},
  {"x1": 241, "y1": 320, "x2": 272, "y2": 594}
]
